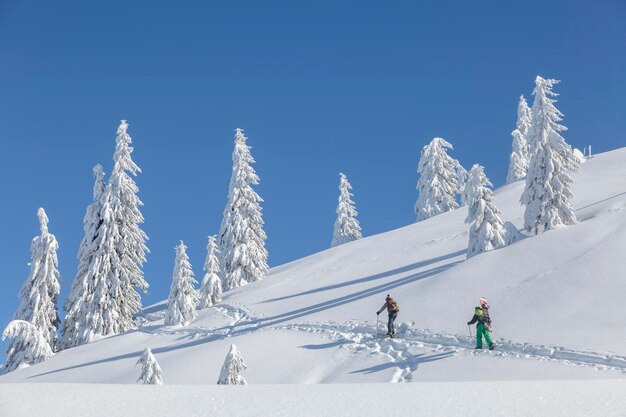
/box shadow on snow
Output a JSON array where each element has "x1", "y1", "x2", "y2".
[{"x1": 27, "y1": 255, "x2": 462, "y2": 379}]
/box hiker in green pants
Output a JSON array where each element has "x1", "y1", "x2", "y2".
[{"x1": 467, "y1": 306, "x2": 495, "y2": 350}]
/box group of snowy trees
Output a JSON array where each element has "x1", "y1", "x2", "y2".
[
  {"x1": 163, "y1": 128, "x2": 270, "y2": 327},
  {"x1": 1, "y1": 121, "x2": 149, "y2": 373},
  {"x1": 62, "y1": 121, "x2": 149, "y2": 349},
  {"x1": 2, "y1": 125, "x2": 268, "y2": 373},
  {"x1": 2, "y1": 75, "x2": 580, "y2": 374},
  {"x1": 414, "y1": 76, "x2": 580, "y2": 258},
  {"x1": 136, "y1": 344, "x2": 247, "y2": 385},
  {"x1": 163, "y1": 237, "x2": 223, "y2": 327}
]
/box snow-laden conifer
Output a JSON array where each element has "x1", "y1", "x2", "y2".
[
  {"x1": 456, "y1": 163, "x2": 470, "y2": 207},
  {"x1": 521, "y1": 77, "x2": 579, "y2": 234},
  {"x1": 61, "y1": 165, "x2": 105, "y2": 349},
  {"x1": 11, "y1": 208, "x2": 61, "y2": 352},
  {"x1": 1, "y1": 320, "x2": 53, "y2": 374},
  {"x1": 136, "y1": 347, "x2": 163, "y2": 385},
  {"x1": 198, "y1": 236, "x2": 223, "y2": 309},
  {"x1": 507, "y1": 95, "x2": 532, "y2": 183},
  {"x1": 218, "y1": 128, "x2": 268, "y2": 291},
  {"x1": 503, "y1": 221, "x2": 525, "y2": 245},
  {"x1": 165, "y1": 241, "x2": 198, "y2": 326},
  {"x1": 415, "y1": 137, "x2": 459, "y2": 221},
  {"x1": 62, "y1": 121, "x2": 149, "y2": 346},
  {"x1": 465, "y1": 165, "x2": 507, "y2": 258},
  {"x1": 331, "y1": 173, "x2": 362, "y2": 247},
  {"x1": 217, "y1": 344, "x2": 248, "y2": 385}
]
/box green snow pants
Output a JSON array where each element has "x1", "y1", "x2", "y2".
[{"x1": 476, "y1": 322, "x2": 493, "y2": 348}]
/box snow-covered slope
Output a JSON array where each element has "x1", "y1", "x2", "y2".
[{"x1": 2, "y1": 149, "x2": 626, "y2": 415}]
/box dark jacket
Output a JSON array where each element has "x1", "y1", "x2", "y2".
[{"x1": 467, "y1": 307, "x2": 491, "y2": 326}]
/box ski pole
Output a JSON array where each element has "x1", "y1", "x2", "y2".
[
  {"x1": 468, "y1": 324, "x2": 473, "y2": 338},
  {"x1": 376, "y1": 314, "x2": 380, "y2": 340}
]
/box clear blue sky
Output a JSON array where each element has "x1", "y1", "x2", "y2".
[{"x1": 0, "y1": 0, "x2": 624, "y2": 360}]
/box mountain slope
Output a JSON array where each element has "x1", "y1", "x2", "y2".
[{"x1": 2, "y1": 148, "x2": 626, "y2": 387}]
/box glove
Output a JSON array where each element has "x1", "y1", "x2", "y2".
[
  {"x1": 467, "y1": 322, "x2": 471, "y2": 325},
  {"x1": 376, "y1": 312, "x2": 380, "y2": 316}
]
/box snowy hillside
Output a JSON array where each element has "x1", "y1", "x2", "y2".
[{"x1": 2, "y1": 148, "x2": 626, "y2": 416}]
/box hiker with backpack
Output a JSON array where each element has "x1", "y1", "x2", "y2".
[
  {"x1": 376, "y1": 294, "x2": 399, "y2": 338},
  {"x1": 467, "y1": 297, "x2": 494, "y2": 350}
]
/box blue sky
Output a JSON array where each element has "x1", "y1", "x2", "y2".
[{"x1": 0, "y1": 0, "x2": 624, "y2": 360}]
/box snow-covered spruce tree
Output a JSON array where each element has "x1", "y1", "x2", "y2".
[
  {"x1": 330, "y1": 172, "x2": 362, "y2": 247},
  {"x1": 521, "y1": 77, "x2": 579, "y2": 234},
  {"x1": 60, "y1": 164, "x2": 105, "y2": 349},
  {"x1": 165, "y1": 241, "x2": 198, "y2": 326},
  {"x1": 507, "y1": 95, "x2": 533, "y2": 183},
  {"x1": 503, "y1": 221, "x2": 525, "y2": 245},
  {"x1": 11, "y1": 208, "x2": 61, "y2": 353},
  {"x1": 218, "y1": 128, "x2": 268, "y2": 291},
  {"x1": 62, "y1": 120, "x2": 149, "y2": 347},
  {"x1": 217, "y1": 344, "x2": 248, "y2": 385},
  {"x1": 1, "y1": 320, "x2": 53, "y2": 374},
  {"x1": 456, "y1": 163, "x2": 470, "y2": 207},
  {"x1": 136, "y1": 347, "x2": 163, "y2": 385},
  {"x1": 415, "y1": 137, "x2": 459, "y2": 221},
  {"x1": 465, "y1": 165, "x2": 507, "y2": 258},
  {"x1": 198, "y1": 235, "x2": 223, "y2": 309}
]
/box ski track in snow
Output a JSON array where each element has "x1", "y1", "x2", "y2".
[
  {"x1": 140, "y1": 303, "x2": 626, "y2": 382},
  {"x1": 280, "y1": 321, "x2": 626, "y2": 382}
]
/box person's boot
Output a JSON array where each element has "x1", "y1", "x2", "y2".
[
  {"x1": 489, "y1": 343, "x2": 495, "y2": 350},
  {"x1": 475, "y1": 346, "x2": 482, "y2": 349}
]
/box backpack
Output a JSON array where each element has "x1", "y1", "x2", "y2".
[{"x1": 388, "y1": 301, "x2": 400, "y2": 313}]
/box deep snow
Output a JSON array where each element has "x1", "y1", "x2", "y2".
[
  {"x1": 2, "y1": 148, "x2": 626, "y2": 416},
  {"x1": 2, "y1": 380, "x2": 626, "y2": 417}
]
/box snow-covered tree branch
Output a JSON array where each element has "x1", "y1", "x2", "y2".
[{"x1": 2, "y1": 320, "x2": 53, "y2": 374}]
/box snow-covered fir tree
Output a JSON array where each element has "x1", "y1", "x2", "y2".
[
  {"x1": 61, "y1": 120, "x2": 149, "y2": 347},
  {"x1": 1, "y1": 320, "x2": 53, "y2": 374},
  {"x1": 165, "y1": 241, "x2": 198, "y2": 326},
  {"x1": 507, "y1": 95, "x2": 533, "y2": 183},
  {"x1": 521, "y1": 77, "x2": 579, "y2": 234},
  {"x1": 218, "y1": 128, "x2": 268, "y2": 291},
  {"x1": 198, "y1": 235, "x2": 223, "y2": 309},
  {"x1": 465, "y1": 165, "x2": 507, "y2": 258},
  {"x1": 503, "y1": 221, "x2": 525, "y2": 245},
  {"x1": 217, "y1": 344, "x2": 248, "y2": 385},
  {"x1": 415, "y1": 137, "x2": 460, "y2": 221},
  {"x1": 10, "y1": 208, "x2": 61, "y2": 352},
  {"x1": 456, "y1": 163, "x2": 470, "y2": 207},
  {"x1": 136, "y1": 347, "x2": 163, "y2": 385},
  {"x1": 60, "y1": 164, "x2": 105, "y2": 349},
  {"x1": 331, "y1": 172, "x2": 362, "y2": 247}
]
